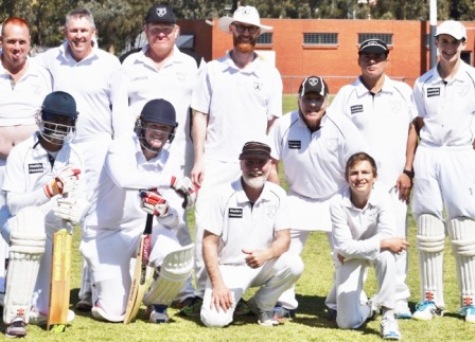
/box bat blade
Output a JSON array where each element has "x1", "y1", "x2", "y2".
[
  {"x1": 47, "y1": 229, "x2": 72, "y2": 330},
  {"x1": 123, "y1": 214, "x2": 154, "y2": 324}
]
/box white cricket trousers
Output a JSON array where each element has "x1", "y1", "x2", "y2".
[
  {"x1": 336, "y1": 250, "x2": 397, "y2": 329},
  {"x1": 200, "y1": 252, "x2": 303, "y2": 327},
  {"x1": 412, "y1": 144, "x2": 475, "y2": 220}
]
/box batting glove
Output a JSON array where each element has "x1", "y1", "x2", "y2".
[
  {"x1": 54, "y1": 196, "x2": 90, "y2": 224},
  {"x1": 170, "y1": 176, "x2": 197, "y2": 209},
  {"x1": 140, "y1": 190, "x2": 170, "y2": 217},
  {"x1": 44, "y1": 166, "x2": 81, "y2": 198}
]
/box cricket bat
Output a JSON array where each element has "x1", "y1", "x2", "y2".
[
  {"x1": 47, "y1": 228, "x2": 72, "y2": 332},
  {"x1": 123, "y1": 214, "x2": 154, "y2": 324}
]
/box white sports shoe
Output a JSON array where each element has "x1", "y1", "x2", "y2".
[
  {"x1": 460, "y1": 305, "x2": 475, "y2": 323},
  {"x1": 394, "y1": 301, "x2": 412, "y2": 319},
  {"x1": 381, "y1": 317, "x2": 401, "y2": 340},
  {"x1": 91, "y1": 305, "x2": 124, "y2": 322},
  {"x1": 149, "y1": 305, "x2": 170, "y2": 324},
  {"x1": 412, "y1": 301, "x2": 443, "y2": 321},
  {"x1": 28, "y1": 308, "x2": 75, "y2": 325},
  {"x1": 247, "y1": 298, "x2": 279, "y2": 327}
]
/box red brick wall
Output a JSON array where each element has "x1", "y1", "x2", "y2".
[{"x1": 177, "y1": 19, "x2": 475, "y2": 94}]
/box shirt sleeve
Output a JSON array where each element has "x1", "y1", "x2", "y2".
[
  {"x1": 105, "y1": 138, "x2": 172, "y2": 190},
  {"x1": 191, "y1": 62, "x2": 211, "y2": 115},
  {"x1": 331, "y1": 195, "x2": 381, "y2": 261},
  {"x1": 266, "y1": 67, "x2": 283, "y2": 120}
]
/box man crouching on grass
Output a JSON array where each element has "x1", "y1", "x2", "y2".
[{"x1": 200, "y1": 141, "x2": 303, "y2": 327}]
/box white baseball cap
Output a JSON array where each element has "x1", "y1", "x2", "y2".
[
  {"x1": 435, "y1": 20, "x2": 467, "y2": 40},
  {"x1": 218, "y1": 6, "x2": 272, "y2": 34}
]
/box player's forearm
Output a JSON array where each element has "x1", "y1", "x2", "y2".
[
  {"x1": 6, "y1": 188, "x2": 50, "y2": 215},
  {"x1": 266, "y1": 229, "x2": 290, "y2": 260},
  {"x1": 267, "y1": 159, "x2": 280, "y2": 185},
  {"x1": 403, "y1": 123, "x2": 418, "y2": 172},
  {"x1": 191, "y1": 110, "x2": 207, "y2": 164},
  {"x1": 203, "y1": 232, "x2": 225, "y2": 288}
]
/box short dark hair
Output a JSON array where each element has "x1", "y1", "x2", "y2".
[{"x1": 345, "y1": 152, "x2": 377, "y2": 180}]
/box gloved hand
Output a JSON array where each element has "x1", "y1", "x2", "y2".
[
  {"x1": 54, "y1": 197, "x2": 90, "y2": 224},
  {"x1": 170, "y1": 176, "x2": 197, "y2": 209},
  {"x1": 44, "y1": 166, "x2": 81, "y2": 198},
  {"x1": 140, "y1": 190, "x2": 170, "y2": 217}
]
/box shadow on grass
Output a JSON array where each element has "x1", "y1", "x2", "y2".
[{"x1": 175, "y1": 293, "x2": 379, "y2": 338}]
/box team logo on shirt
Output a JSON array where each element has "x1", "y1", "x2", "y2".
[
  {"x1": 228, "y1": 208, "x2": 243, "y2": 218},
  {"x1": 131, "y1": 76, "x2": 148, "y2": 83},
  {"x1": 176, "y1": 71, "x2": 186, "y2": 82},
  {"x1": 28, "y1": 163, "x2": 44, "y2": 174},
  {"x1": 288, "y1": 140, "x2": 301, "y2": 149},
  {"x1": 253, "y1": 82, "x2": 263, "y2": 91},
  {"x1": 427, "y1": 87, "x2": 440, "y2": 97},
  {"x1": 350, "y1": 104, "x2": 363, "y2": 114}
]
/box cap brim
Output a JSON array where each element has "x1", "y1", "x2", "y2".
[
  {"x1": 217, "y1": 16, "x2": 273, "y2": 34},
  {"x1": 239, "y1": 152, "x2": 271, "y2": 160},
  {"x1": 359, "y1": 46, "x2": 388, "y2": 54},
  {"x1": 434, "y1": 31, "x2": 465, "y2": 40}
]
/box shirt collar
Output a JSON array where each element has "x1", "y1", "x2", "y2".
[{"x1": 233, "y1": 178, "x2": 273, "y2": 205}]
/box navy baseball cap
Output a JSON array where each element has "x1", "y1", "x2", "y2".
[
  {"x1": 140, "y1": 99, "x2": 177, "y2": 127},
  {"x1": 145, "y1": 4, "x2": 176, "y2": 24},
  {"x1": 298, "y1": 76, "x2": 329, "y2": 98},
  {"x1": 359, "y1": 38, "x2": 389, "y2": 54},
  {"x1": 239, "y1": 141, "x2": 271, "y2": 160}
]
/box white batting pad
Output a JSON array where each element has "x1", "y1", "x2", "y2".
[
  {"x1": 417, "y1": 214, "x2": 445, "y2": 306},
  {"x1": 447, "y1": 217, "x2": 475, "y2": 307},
  {"x1": 143, "y1": 244, "x2": 194, "y2": 306},
  {"x1": 3, "y1": 207, "x2": 46, "y2": 324}
]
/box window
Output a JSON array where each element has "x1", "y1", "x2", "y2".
[
  {"x1": 358, "y1": 33, "x2": 393, "y2": 46},
  {"x1": 303, "y1": 33, "x2": 338, "y2": 45},
  {"x1": 257, "y1": 33, "x2": 273, "y2": 45}
]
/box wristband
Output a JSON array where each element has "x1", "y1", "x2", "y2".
[{"x1": 403, "y1": 169, "x2": 414, "y2": 179}]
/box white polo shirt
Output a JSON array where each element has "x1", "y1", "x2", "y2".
[
  {"x1": 330, "y1": 75, "x2": 416, "y2": 189},
  {"x1": 413, "y1": 61, "x2": 475, "y2": 147},
  {"x1": 0, "y1": 57, "x2": 52, "y2": 126},
  {"x1": 192, "y1": 52, "x2": 283, "y2": 162},
  {"x1": 2, "y1": 133, "x2": 84, "y2": 226},
  {"x1": 331, "y1": 187, "x2": 395, "y2": 262},
  {"x1": 204, "y1": 179, "x2": 289, "y2": 265},
  {"x1": 85, "y1": 134, "x2": 182, "y2": 231},
  {"x1": 35, "y1": 42, "x2": 128, "y2": 141},
  {"x1": 270, "y1": 110, "x2": 367, "y2": 200},
  {"x1": 122, "y1": 45, "x2": 198, "y2": 170}
]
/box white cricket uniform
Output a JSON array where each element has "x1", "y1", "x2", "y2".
[
  {"x1": 192, "y1": 52, "x2": 283, "y2": 297},
  {"x1": 412, "y1": 61, "x2": 475, "y2": 220},
  {"x1": 200, "y1": 179, "x2": 303, "y2": 328},
  {"x1": 1, "y1": 134, "x2": 85, "y2": 314},
  {"x1": 0, "y1": 56, "x2": 52, "y2": 293},
  {"x1": 35, "y1": 42, "x2": 129, "y2": 196},
  {"x1": 269, "y1": 110, "x2": 367, "y2": 309},
  {"x1": 81, "y1": 135, "x2": 184, "y2": 317},
  {"x1": 330, "y1": 75, "x2": 416, "y2": 308},
  {"x1": 331, "y1": 187, "x2": 397, "y2": 329},
  {"x1": 122, "y1": 45, "x2": 199, "y2": 248},
  {"x1": 122, "y1": 45, "x2": 198, "y2": 177}
]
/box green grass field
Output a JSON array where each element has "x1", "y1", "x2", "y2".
[{"x1": 6, "y1": 95, "x2": 475, "y2": 341}]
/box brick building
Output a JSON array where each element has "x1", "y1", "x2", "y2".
[{"x1": 177, "y1": 18, "x2": 475, "y2": 94}]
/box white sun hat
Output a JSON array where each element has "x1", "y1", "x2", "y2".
[
  {"x1": 435, "y1": 20, "x2": 467, "y2": 40},
  {"x1": 218, "y1": 6, "x2": 273, "y2": 34}
]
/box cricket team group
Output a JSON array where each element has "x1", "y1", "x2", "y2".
[{"x1": 0, "y1": 2, "x2": 474, "y2": 340}]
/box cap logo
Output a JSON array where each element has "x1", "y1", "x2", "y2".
[
  {"x1": 308, "y1": 77, "x2": 319, "y2": 87},
  {"x1": 156, "y1": 7, "x2": 167, "y2": 17}
]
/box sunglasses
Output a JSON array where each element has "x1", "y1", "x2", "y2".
[{"x1": 232, "y1": 23, "x2": 259, "y2": 34}]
